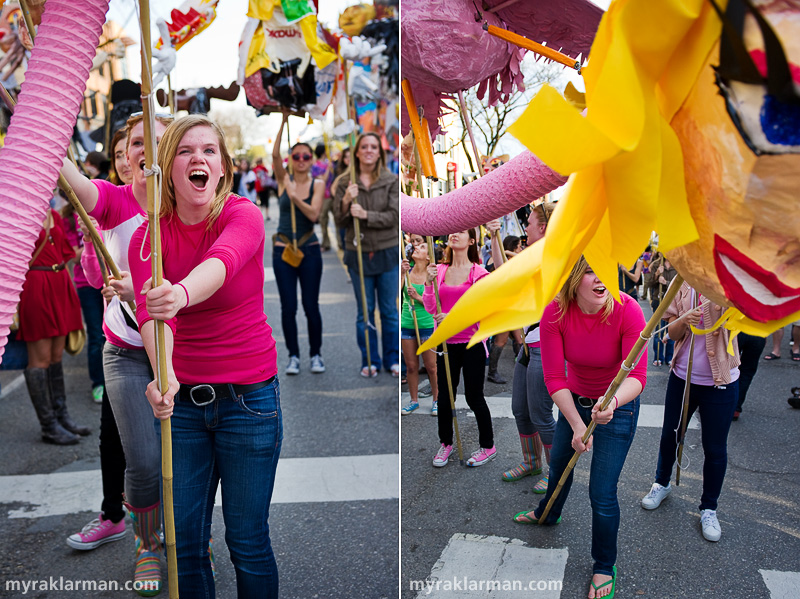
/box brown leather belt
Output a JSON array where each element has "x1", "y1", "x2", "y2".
[{"x1": 30, "y1": 263, "x2": 66, "y2": 272}]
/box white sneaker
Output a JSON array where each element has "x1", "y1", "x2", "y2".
[
  {"x1": 285, "y1": 356, "x2": 300, "y2": 375},
  {"x1": 700, "y1": 509, "x2": 721, "y2": 542},
  {"x1": 641, "y1": 482, "x2": 671, "y2": 510},
  {"x1": 310, "y1": 355, "x2": 326, "y2": 373}
]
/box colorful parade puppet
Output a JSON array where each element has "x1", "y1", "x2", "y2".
[
  {"x1": 238, "y1": 0, "x2": 337, "y2": 117},
  {"x1": 0, "y1": 0, "x2": 110, "y2": 362},
  {"x1": 419, "y1": 0, "x2": 800, "y2": 354}
]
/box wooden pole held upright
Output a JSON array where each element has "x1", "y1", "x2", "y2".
[
  {"x1": 538, "y1": 275, "x2": 685, "y2": 523},
  {"x1": 139, "y1": 2, "x2": 178, "y2": 594}
]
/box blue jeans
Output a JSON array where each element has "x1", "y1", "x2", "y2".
[
  {"x1": 656, "y1": 372, "x2": 738, "y2": 511},
  {"x1": 161, "y1": 379, "x2": 283, "y2": 599},
  {"x1": 103, "y1": 344, "x2": 161, "y2": 509},
  {"x1": 77, "y1": 285, "x2": 106, "y2": 387},
  {"x1": 347, "y1": 264, "x2": 399, "y2": 370},
  {"x1": 534, "y1": 396, "x2": 639, "y2": 576},
  {"x1": 272, "y1": 244, "x2": 323, "y2": 358},
  {"x1": 652, "y1": 319, "x2": 674, "y2": 364}
]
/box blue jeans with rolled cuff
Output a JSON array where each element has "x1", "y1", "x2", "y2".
[
  {"x1": 347, "y1": 264, "x2": 399, "y2": 370},
  {"x1": 158, "y1": 377, "x2": 283, "y2": 599},
  {"x1": 655, "y1": 372, "x2": 738, "y2": 511},
  {"x1": 534, "y1": 395, "x2": 639, "y2": 577}
]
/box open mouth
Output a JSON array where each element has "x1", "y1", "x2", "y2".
[
  {"x1": 188, "y1": 169, "x2": 209, "y2": 191},
  {"x1": 714, "y1": 235, "x2": 800, "y2": 322},
  {"x1": 592, "y1": 285, "x2": 606, "y2": 298}
]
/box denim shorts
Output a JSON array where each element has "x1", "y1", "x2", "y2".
[{"x1": 401, "y1": 327, "x2": 434, "y2": 341}]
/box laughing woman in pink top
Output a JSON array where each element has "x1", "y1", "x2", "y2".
[
  {"x1": 514, "y1": 256, "x2": 646, "y2": 599},
  {"x1": 128, "y1": 115, "x2": 281, "y2": 599},
  {"x1": 423, "y1": 228, "x2": 495, "y2": 468}
]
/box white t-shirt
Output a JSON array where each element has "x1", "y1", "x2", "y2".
[{"x1": 238, "y1": 170, "x2": 257, "y2": 203}]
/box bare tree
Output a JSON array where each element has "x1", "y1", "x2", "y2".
[{"x1": 450, "y1": 58, "x2": 565, "y2": 169}]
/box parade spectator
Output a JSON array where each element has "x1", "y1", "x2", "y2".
[
  {"x1": 423, "y1": 228, "x2": 495, "y2": 467},
  {"x1": 641, "y1": 282, "x2": 740, "y2": 543},
  {"x1": 62, "y1": 199, "x2": 105, "y2": 403},
  {"x1": 485, "y1": 234, "x2": 524, "y2": 384},
  {"x1": 129, "y1": 114, "x2": 282, "y2": 598},
  {"x1": 514, "y1": 256, "x2": 646, "y2": 599},
  {"x1": 252, "y1": 157, "x2": 273, "y2": 218},
  {"x1": 618, "y1": 256, "x2": 644, "y2": 300},
  {"x1": 489, "y1": 203, "x2": 555, "y2": 492},
  {"x1": 651, "y1": 256, "x2": 677, "y2": 366},
  {"x1": 60, "y1": 113, "x2": 173, "y2": 594},
  {"x1": 311, "y1": 143, "x2": 335, "y2": 252},
  {"x1": 333, "y1": 133, "x2": 399, "y2": 377},
  {"x1": 764, "y1": 323, "x2": 800, "y2": 360},
  {"x1": 66, "y1": 126, "x2": 131, "y2": 555},
  {"x1": 734, "y1": 332, "x2": 766, "y2": 420},
  {"x1": 18, "y1": 209, "x2": 90, "y2": 445},
  {"x1": 333, "y1": 147, "x2": 351, "y2": 253},
  {"x1": 400, "y1": 234, "x2": 438, "y2": 415},
  {"x1": 236, "y1": 158, "x2": 257, "y2": 203},
  {"x1": 84, "y1": 150, "x2": 110, "y2": 180},
  {"x1": 272, "y1": 113, "x2": 326, "y2": 375}
]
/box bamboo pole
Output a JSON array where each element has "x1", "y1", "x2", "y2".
[
  {"x1": 401, "y1": 235, "x2": 422, "y2": 346},
  {"x1": 344, "y1": 60, "x2": 373, "y2": 375},
  {"x1": 676, "y1": 293, "x2": 698, "y2": 486},
  {"x1": 456, "y1": 89, "x2": 527, "y2": 356},
  {"x1": 538, "y1": 275, "x2": 685, "y2": 523},
  {"x1": 413, "y1": 141, "x2": 464, "y2": 465},
  {"x1": 139, "y1": 2, "x2": 178, "y2": 595}
]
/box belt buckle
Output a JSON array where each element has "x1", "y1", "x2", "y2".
[
  {"x1": 189, "y1": 384, "x2": 216, "y2": 406},
  {"x1": 577, "y1": 395, "x2": 594, "y2": 409},
  {"x1": 50, "y1": 264, "x2": 59, "y2": 271}
]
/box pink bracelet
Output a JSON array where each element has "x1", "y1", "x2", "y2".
[{"x1": 176, "y1": 282, "x2": 190, "y2": 307}]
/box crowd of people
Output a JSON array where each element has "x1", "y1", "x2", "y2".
[
  {"x1": 400, "y1": 195, "x2": 798, "y2": 598},
  {"x1": 4, "y1": 106, "x2": 399, "y2": 597}
]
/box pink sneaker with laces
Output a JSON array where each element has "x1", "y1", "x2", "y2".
[
  {"x1": 432, "y1": 444, "x2": 453, "y2": 467},
  {"x1": 67, "y1": 514, "x2": 127, "y2": 550},
  {"x1": 467, "y1": 446, "x2": 497, "y2": 467}
]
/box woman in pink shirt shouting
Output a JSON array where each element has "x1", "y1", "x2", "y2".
[
  {"x1": 423, "y1": 229, "x2": 495, "y2": 467},
  {"x1": 129, "y1": 115, "x2": 281, "y2": 598},
  {"x1": 514, "y1": 256, "x2": 646, "y2": 599}
]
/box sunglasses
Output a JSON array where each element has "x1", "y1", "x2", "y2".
[{"x1": 292, "y1": 153, "x2": 313, "y2": 162}]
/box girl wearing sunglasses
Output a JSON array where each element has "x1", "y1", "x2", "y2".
[
  {"x1": 271, "y1": 113, "x2": 326, "y2": 376},
  {"x1": 333, "y1": 133, "x2": 400, "y2": 378}
]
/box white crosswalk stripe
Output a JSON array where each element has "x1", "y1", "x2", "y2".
[
  {"x1": 761, "y1": 570, "x2": 800, "y2": 598},
  {"x1": 410, "y1": 534, "x2": 567, "y2": 598},
  {"x1": 0, "y1": 454, "x2": 399, "y2": 519},
  {"x1": 401, "y1": 392, "x2": 700, "y2": 429}
]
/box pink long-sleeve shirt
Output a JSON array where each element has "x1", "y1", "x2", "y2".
[
  {"x1": 87, "y1": 180, "x2": 147, "y2": 349},
  {"x1": 540, "y1": 293, "x2": 647, "y2": 399},
  {"x1": 128, "y1": 194, "x2": 277, "y2": 386},
  {"x1": 422, "y1": 263, "x2": 489, "y2": 344}
]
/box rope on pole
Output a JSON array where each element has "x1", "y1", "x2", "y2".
[
  {"x1": 676, "y1": 289, "x2": 698, "y2": 486},
  {"x1": 538, "y1": 274, "x2": 685, "y2": 523}
]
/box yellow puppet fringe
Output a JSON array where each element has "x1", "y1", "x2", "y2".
[{"x1": 419, "y1": 0, "x2": 799, "y2": 355}]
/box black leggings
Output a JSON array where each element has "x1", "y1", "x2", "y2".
[{"x1": 436, "y1": 342, "x2": 494, "y2": 449}]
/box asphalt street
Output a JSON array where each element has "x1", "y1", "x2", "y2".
[
  {"x1": 0, "y1": 209, "x2": 399, "y2": 599},
  {"x1": 400, "y1": 301, "x2": 800, "y2": 599}
]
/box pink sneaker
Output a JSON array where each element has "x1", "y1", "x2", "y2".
[
  {"x1": 432, "y1": 444, "x2": 453, "y2": 467},
  {"x1": 467, "y1": 446, "x2": 497, "y2": 467},
  {"x1": 66, "y1": 514, "x2": 127, "y2": 550}
]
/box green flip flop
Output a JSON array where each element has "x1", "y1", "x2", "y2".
[
  {"x1": 590, "y1": 566, "x2": 616, "y2": 599},
  {"x1": 512, "y1": 511, "x2": 562, "y2": 525}
]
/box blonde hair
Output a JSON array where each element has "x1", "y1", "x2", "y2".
[
  {"x1": 157, "y1": 115, "x2": 234, "y2": 229},
  {"x1": 124, "y1": 113, "x2": 174, "y2": 154},
  {"x1": 555, "y1": 255, "x2": 614, "y2": 322},
  {"x1": 531, "y1": 201, "x2": 556, "y2": 228}
]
